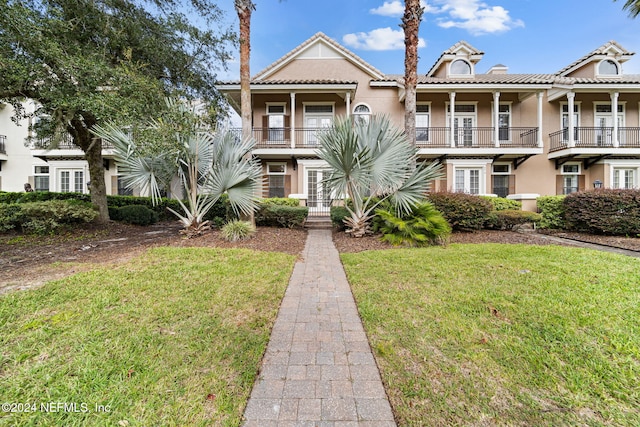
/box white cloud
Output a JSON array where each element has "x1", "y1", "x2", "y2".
[
  {"x1": 370, "y1": 1, "x2": 442, "y2": 17},
  {"x1": 343, "y1": 27, "x2": 426, "y2": 51},
  {"x1": 435, "y1": 0, "x2": 524, "y2": 35}
]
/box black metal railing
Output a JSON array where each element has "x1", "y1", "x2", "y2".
[
  {"x1": 415, "y1": 127, "x2": 538, "y2": 148},
  {"x1": 31, "y1": 134, "x2": 113, "y2": 150},
  {"x1": 0, "y1": 135, "x2": 6, "y2": 154},
  {"x1": 549, "y1": 127, "x2": 640, "y2": 152}
]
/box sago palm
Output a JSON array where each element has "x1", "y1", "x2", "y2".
[
  {"x1": 93, "y1": 121, "x2": 261, "y2": 237},
  {"x1": 317, "y1": 114, "x2": 442, "y2": 237}
]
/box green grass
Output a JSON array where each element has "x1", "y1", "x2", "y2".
[
  {"x1": 341, "y1": 244, "x2": 640, "y2": 426},
  {"x1": 0, "y1": 247, "x2": 295, "y2": 427}
]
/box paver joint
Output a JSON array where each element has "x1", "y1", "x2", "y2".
[{"x1": 242, "y1": 229, "x2": 396, "y2": 426}]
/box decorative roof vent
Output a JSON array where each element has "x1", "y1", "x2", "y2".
[{"x1": 487, "y1": 64, "x2": 508, "y2": 75}]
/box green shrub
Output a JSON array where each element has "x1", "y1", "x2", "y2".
[
  {"x1": 259, "y1": 197, "x2": 300, "y2": 207},
  {"x1": 17, "y1": 200, "x2": 98, "y2": 234},
  {"x1": 537, "y1": 195, "x2": 566, "y2": 229},
  {"x1": 0, "y1": 191, "x2": 91, "y2": 204},
  {"x1": 255, "y1": 205, "x2": 309, "y2": 228},
  {"x1": 0, "y1": 204, "x2": 23, "y2": 232},
  {"x1": 563, "y1": 189, "x2": 640, "y2": 235},
  {"x1": 374, "y1": 201, "x2": 451, "y2": 247},
  {"x1": 330, "y1": 206, "x2": 350, "y2": 230},
  {"x1": 202, "y1": 193, "x2": 235, "y2": 225},
  {"x1": 427, "y1": 192, "x2": 492, "y2": 231},
  {"x1": 220, "y1": 220, "x2": 255, "y2": 242},
  {"x1": 486, "y1": 210, "x2": 542, "y2": 230},
  {"x1": 116, "y1": 204, "x2": 159, "y2": 226},
  {"x1": 481, "y1": 196, "x2": 522, "y2": 211}
]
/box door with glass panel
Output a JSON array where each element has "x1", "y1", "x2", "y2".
[
  {"x1": 455, "y1": 168, "x2": 480, "y2": 194},
  {"x1": 60, "y1": 170, "x2": 84, "y2": 193},
  {"x1": 454, "y1": 116, "x2": 474, "y2": 147},
  {"x1": 304, "y1": 105, "x2": 333, "y2": 146},
  {"x1": 307, "y1": 169, "x2": 332, "y2": 213},
  {"x1": 595, "y1": 105, "x2": 624, "y2": 146}
]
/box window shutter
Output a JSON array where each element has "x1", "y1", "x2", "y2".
[
  {"x1": 284, "y1": 174, "x2": 291, "y2": 198},
  {"x1": 578, "y1": 175, "x2": 586, "y2": 192},
  {"x1": 111, "y1": 176, "x2": 118, "y2": 195},
  {"x1": 284, "y1": 115, "x2": 291, "y2": 141},
  {"x1": 261, "y1": 115, "x2": 268, "y2": 142},
  {"x1": 262, "y1": 173, "x2": 269, "y2": 198},
  {"x1": 555, "y1": 175, "x2": 563, "y2": 195},
  {"x1": 508, "y1": 174, "x2": 516, "y2": 194}
]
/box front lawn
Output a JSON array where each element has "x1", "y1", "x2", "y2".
[
  {"x1": 341, "y1": 244, "x2": 640, "y2": 426},
  {"x1": 0, "y1": 247, "x2": 295, "y2": 427}
]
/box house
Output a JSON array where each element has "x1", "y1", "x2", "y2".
[
  {"x1": 217, "y1": 33, "x2": 640, "y2": 212},
  {"x1": 0, "y1": 100, "x2": 130, "y2": 195}
]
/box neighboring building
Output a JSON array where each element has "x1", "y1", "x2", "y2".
[
  {"x1": 0, "y1": 101, "x2": 130, "y2": 195},
  {"x1": 217, "y1": 33, "x2": 640, "y2": 212}
]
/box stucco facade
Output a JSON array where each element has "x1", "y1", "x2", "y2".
[{"x1": 218, "y1": 33, "x2": 640, "y2": 212}]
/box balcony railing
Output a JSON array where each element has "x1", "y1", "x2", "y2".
[
  {"x1": 416, "y1": 127, "x2": 538, "y2": 148},
  {"x1": 549, "y1": 127, "x2": 640, "y2": 152},
  {"x1": 31, "y1": 134, "x2": 113, "y2": 150},
  {"x1": 0, "y1": 135, "x2": 6, "y2": 154},
  {"x1": 231, "y1": 127, "x2": 539, "y2": 149}
]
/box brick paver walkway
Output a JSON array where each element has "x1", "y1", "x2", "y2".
[{"x1": 242, "y1": 229, "x2": 396, "y2": 426}]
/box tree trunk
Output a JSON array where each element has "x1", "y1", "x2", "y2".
[
  {"x1": 236, "y1": 0, "x2": 256, "y2": 224},
  {"x1": 70, "y1": 116, "x2": 110, "y2": 223},
  {"x1": 236, "y1": 0, "x2": 254, "y2": 142},
  {"x1": 402, "y1": 0, "x2": 424, "y2": 145}
]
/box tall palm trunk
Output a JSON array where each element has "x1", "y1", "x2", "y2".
[
  {"x1": 402, "y1": 0, "x2": 424, "y2": 145},
  {"x1": 235, "y1": 0, "x2": 256, "y2": 224}
]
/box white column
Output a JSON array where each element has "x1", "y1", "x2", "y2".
[
  {"x1": 567, "y1": 92, "x2": 575, "y2": 148},
  {"x1": 493, "y1": 91, "x2": 500, "y2": 147},
  {"x1": 611, "y1": 91, "x2": 619, "y2": 148},
  {"x1": 290, "y1": 92, "x2": 296, "y2": 149},
  {"x1": 346, "y1": 92, "x2": 351, "y2": 118},
  {"x1": 449, "y1": 91, "x2": 456, "y2": 148},
  {"x1": 537, "y1": 91, "x2": 544, "y2": 148}
]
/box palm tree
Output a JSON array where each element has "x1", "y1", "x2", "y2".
[
  {"x1": 92, "y1": 101, "x2": 262, "y2": 238},
  {"x1": 235, "y1": 0, "x2": 255, "y2": 142},
  {"x1": 402, "y1": 0, "x2": 424, "y2": 145},
  {"x1": 317, "y1": 115, "x2": 442, "y2": 237},
  {"x1": 616, "y1": 0, "x2": 640, "y2": 17}
]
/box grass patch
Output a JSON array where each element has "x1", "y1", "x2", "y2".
[
  {"x1": 0, "y1": 247, "x2": 295, "y2": 426},
  {"x1": 341, "y1": 244, "x2": 640, "y2": 426}
]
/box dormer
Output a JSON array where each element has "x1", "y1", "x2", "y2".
[
  {"x1": 556, "y1": 41, "x2": 634, "y2": 79},
  {"x1": 426, "y1": 41, "x2": 484, "y2": 79}
]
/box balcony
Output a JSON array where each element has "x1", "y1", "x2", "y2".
[
  {"x1": 230, "y1": 127, "x2": 540, "y2": 152},
  {"x1": 549, "y1": 127, "x2": 640, "y2": 152},
  {"x1": 31, "y1": 134, "x2": 114, "y2": 150}
]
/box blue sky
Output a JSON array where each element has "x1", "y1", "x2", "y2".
[{"x1": 218, "y1": 0, "x2": 640, "y2": 80}]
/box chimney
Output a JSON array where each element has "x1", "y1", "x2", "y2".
[{"x1": 487, "y1": 64, "x2": 508, "y2": 75}]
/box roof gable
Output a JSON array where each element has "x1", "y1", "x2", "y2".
[
  {"x1": 426, "y1": 41, "x2": 484, "y2": 77},
  {"x1": 556, "y1": 41, "x2": 634, "y2": 77},
  {"x1": 253, "y1": 32, "x2": 385, "y2": 81}
]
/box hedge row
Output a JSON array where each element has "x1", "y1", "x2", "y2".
[
  {"x1": 564, "y1": 189, "x2": 640, "y2": 235},
  {"x1": 0, "y1": 200, "x2": 98, "y2": 235}
]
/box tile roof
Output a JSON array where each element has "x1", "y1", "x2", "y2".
[
  {"x1": 218, "y1": 79, "x2": 358, "y2": 86},
  {"x1": 555, "y1": 40, "x2": 635, "y2": 76}
]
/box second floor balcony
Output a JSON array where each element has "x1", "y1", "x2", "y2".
[
  {"x1": 232, "y1": 126, "x2": 540, "y2": 151},
  {"x1": 549, "y1": 127, "x2": 640, "y2": 152}
]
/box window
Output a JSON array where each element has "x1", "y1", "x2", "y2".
[
  {"x1": 353, "y1": 104, "x2": 371, "y2": 125},
  {"x1": 34, "y1": 166, "x2": 49, "y2": 191},
  {"x1": 561, "y1": 164, "x2": 580, "y2": 195},
  {"x1": 613, "y1": 168, "x2": 636, "y2": 189},
  {"x1": 416, "y1": 104, "x2": 430, "y2": 142},
  {"x1": 450, "y1": 59, "x2": 471, "y2": 75},
  {"x1": 267, "y1": 104, "x2": 286, "y2": 141},
  {"x1": 598, "y1": 59, "x2": 619, "y2": 76},
  {"x1": 455, "y1": 168, "x2": 481, "y2": 194},
  {"x1": 267, "y1": 163, "x2": 286, "y2": 198},
  {"x1": 492, "y1": 164, "x2": 511, "y2": 197},
  {"x1": 117, "y1": 176, "x2": 133, "y2": 196},
  {"x1": 60, "y1": 170, "x2": 84, "y2": 193}
]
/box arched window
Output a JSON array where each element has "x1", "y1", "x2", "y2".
[
  {"x1": 353, "y1": 104, "x2": 371, "y2": 125},
  {"x1": 450, "y1": 59, "x2": 472, "y2": 75},
  {"x1": 598, "y1": 59, "x2": 619, "y2": 75}
]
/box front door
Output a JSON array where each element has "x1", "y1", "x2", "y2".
[
  {"x1": 454, "y1": 116, "x2": 474, "y2": 147},
  {"x1": 307, "y1": 169, "x2": 332, "y2": 214}
]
